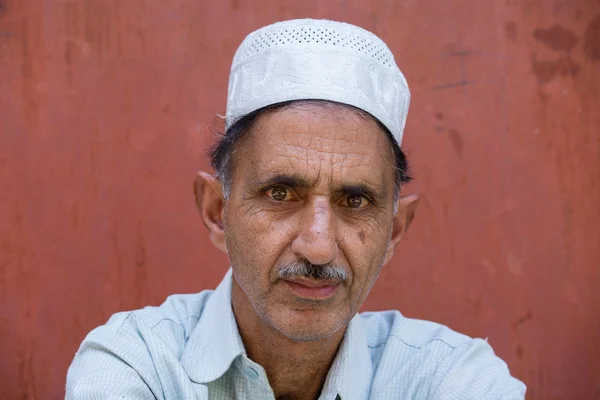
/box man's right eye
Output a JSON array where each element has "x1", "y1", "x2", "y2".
[{"x1": 265, "y1": 186, "x2": 291, "y2": 201}]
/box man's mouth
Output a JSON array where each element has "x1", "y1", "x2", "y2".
[{"x1": 282, "y1": 276, "x2": 341, "y2": 300}]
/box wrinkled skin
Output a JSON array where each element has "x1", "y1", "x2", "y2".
[{"x1": 194, "y1": 102, "x2": 418, "y2": 398}]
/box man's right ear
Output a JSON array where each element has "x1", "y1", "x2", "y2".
[{"x1": 194, "y1": 171, "x2": 227, "y2": 253}]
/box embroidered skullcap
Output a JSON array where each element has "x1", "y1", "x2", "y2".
[{"x1": 225, "y1": 19, "x2": 411, "y2": 145}]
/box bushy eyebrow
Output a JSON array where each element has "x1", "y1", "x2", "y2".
[{"x1": 252, "y1": 174, "x2": 312, "y2": 190}]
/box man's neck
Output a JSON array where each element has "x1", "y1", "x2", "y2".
[{"x1": 231, "y1": 280, "x2": 346, "y2": 400}]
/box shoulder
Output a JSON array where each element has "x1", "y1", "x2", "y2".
[
  {"x1": 359, "y1": 310, "x2": 526, "y2": 399},
  {"x1": 113, "y1": 290, "x2": 212, "y2": 336},
  {"x1": 84, "y1": 290, "x2": 213, "y2": 357},
  {"x1": 66, "y1": 290, "x2": 214, "y2": 399},
  {"x1": 360, "y1": 309, "x2": 471, "y2": 353}
]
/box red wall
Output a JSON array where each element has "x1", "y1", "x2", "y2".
[{"x1": 1, "y1": 1, "x2": 599, "y2": 399}]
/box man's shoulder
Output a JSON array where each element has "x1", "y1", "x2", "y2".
[
  {"x1": 358, "y1": 310, "x2": 526, "y2": 399},
  {"x1": 67, "y1": 290, "x2": 216, "y2": 399},
  {"x1": 125, "y1": 290, "x2": 212, "y2": 331},
  {"x1": 86, "y1": 289, "x2": 214, "y2": 353},
  {"x1": 359, "y1": 309, "x2": 471, "y2": 351}
]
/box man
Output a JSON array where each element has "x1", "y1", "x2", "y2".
[{"x1": 67, "y1": 19, "x2": 526, "y2": 399}]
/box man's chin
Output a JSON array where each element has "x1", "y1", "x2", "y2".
[{"x1": 267, "y1": 308, "x2": 349, "y2": 342}]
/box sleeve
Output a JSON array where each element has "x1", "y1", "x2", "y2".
[
  {"x1": 66, "y1": 314, "x2": 161, "y2": 400},
  {"x1": 428, "y1": 338, "x2": 527, "y2": 400}
]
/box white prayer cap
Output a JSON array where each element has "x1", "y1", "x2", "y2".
[{"x1": 225, "y1": 19, "x2": 411, "y2": 145}]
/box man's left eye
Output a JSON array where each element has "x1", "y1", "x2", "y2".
[{"x1": 346, "y1": 195, "x2": 368, "y2": 208}]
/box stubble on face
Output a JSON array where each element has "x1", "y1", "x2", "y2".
[{"x1": 223, "y1": 102, "x2": 398, "y2": 342}]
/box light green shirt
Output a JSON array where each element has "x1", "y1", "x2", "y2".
[{"x1": 66, "y1": 270, "x2": 526, "y2": 399}]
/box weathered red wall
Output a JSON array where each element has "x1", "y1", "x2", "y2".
[{"x1": 1, "y1": 0, "x2": 599, "y2": 399}]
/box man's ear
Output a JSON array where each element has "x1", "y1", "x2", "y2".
[
  {"x1": 382, "y1": 194, "x2": 419, "y2": 266},
  {"x1": 194, "y1": 171, "x2": 227, "y2": 253}
]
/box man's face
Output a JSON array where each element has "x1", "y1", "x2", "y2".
[{"x1": 223, "y1": 103, "x2": 398, "y2": 341}]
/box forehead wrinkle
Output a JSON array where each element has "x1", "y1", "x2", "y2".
[
  {"x1": 280, "y1": 146, "x2": 376, "y2": 177},
  {"x1": 270, "y1": 142, "x2": 373, "y2": 171},
  {"x1": 254, "y1": 109, "x2": 387, "y2": 158},
  {"x1": 281, "y1": 130, "x2": 369, "y2": 146},
  {"x1": 242, "y1": 105, "x2": 396, "y2": 190},
  {"x1": 277, "y1": 133, "x2": 376, "y2": 158},
  {"x1": 333, "y1": 160, "x2": 387, "y2": 194},
  {"x1": 243, "y1": 146, "x2": 385, "y2": 191},
  {"x1": 248, "y1": 138, "x2": 386, "y2": 188}
]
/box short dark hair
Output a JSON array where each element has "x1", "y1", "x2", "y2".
[{"x1": 210, "y1": 100, "x2": 412, "y2": 199}]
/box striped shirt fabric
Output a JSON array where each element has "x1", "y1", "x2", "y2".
[{"x1": 66, "y1": 269, "x2": 526, "y2": 399}]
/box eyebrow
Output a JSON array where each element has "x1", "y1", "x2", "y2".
[{"x1": 252, "y1": 174, "x2": 312, "y2": 190}]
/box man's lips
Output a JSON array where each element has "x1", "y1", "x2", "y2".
[{"x1": 282, "y1": 277, "x2": 342, "y2": 300}]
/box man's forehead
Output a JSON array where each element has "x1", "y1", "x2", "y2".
[
  {"x1": 239, "y1": 148, "x2": 391, "y2": 196},
  {"x1": 237, "y1": 108, "x2": 393, "y2": 187},
  {"x1": 247, "y1": 105, "x2": 390, "y2": 153}
]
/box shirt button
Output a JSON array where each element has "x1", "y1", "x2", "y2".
[{"x1": 244, "y1": 367, "x2": 259, "y2": 380}]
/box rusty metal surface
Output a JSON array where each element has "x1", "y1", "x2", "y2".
[{"x1": 1, "y1": 0, "x2": 599, "y2": 398}]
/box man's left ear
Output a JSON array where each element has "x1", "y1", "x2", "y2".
[{"x1": 383, "y1": 194, "x2": 419, "y2": 266}]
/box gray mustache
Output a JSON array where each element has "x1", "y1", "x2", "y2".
[{"x1": 278, "y1": 260, "x2": 348, "y2": 281}]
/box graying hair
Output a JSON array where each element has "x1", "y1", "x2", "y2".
[{"x1": 277, "y1": 259, "x2": 348, "y2": 282}]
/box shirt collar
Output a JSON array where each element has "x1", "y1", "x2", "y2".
[
  {"x1": 181, "y1": 269, "x2": 245, "y2": 383},
  {"x1": 180, "y1": 269, "x2": 373, "y2": 399}
]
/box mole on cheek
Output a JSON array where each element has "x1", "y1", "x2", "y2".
[{"x1": 358, "y1": 231, "x2": 366, "y2": 243}]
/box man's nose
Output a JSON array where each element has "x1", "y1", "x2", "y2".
[{"x1": 291, "y1": 198, "x2": 339, "y2": 266}]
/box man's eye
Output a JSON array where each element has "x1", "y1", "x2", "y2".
[
  {"x1": 346, "y1": 195, "x2": 368, "y2": 209},
  {"x1": 266, "y1": 187, "x2": 291, "y2": 201}
]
